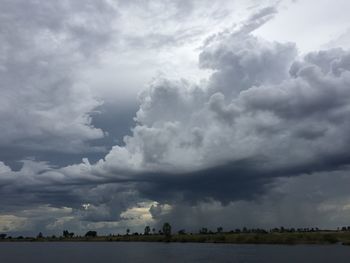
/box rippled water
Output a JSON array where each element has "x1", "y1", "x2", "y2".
[{"x1": 1, "y1": 242, "x2": 349, "y2": 263}]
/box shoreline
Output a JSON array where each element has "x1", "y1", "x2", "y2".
[{"x1": 1, "y1": 232, "x2": 350, "y2": 246}]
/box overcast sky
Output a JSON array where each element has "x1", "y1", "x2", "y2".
[{"x1": 1, "y1": 0, "x2": 350, "y2": 236}]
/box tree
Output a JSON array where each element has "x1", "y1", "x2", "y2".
[
  {"x1": 152, "y1": 228, "x2": 156, "y2": 234},
  {"x1": 37, "y1": 232, "x2": 43, "y2": 239},
  {"x1": 178, "y1": 229, "x2": 186, "y2": 235},
  {"x1": 0, "y1": 234, "x2": 7, "y2": 239},
  {"x1": 162, "y1": 222, "x2": 172, "y2": 237},
  {"x1": 217, "y1": 227, "x2": 223, "y2": 233},
  {"x1": 144, "y1": 226, "x2": 151, "y2": 235},
  {"x1": 126, "y1": 229, "x2": 130, "y2": 235},
  {"x1": 85, "y1": 231, "x2": 97, "y2": 238},
  {"x1": 63, "y1": 230, "x2": 69, "y2": 238},
  {"x1": 63, "y1": 230, "x2": 74, "y2": 238},
  {"x1": 199, "y1": 228, "x2": 208, "y2": 234}
]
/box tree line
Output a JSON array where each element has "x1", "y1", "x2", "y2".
[{"x1": 2, "y1": 224, "x2": 350, "y2": 240}]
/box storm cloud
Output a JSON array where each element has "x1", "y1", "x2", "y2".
[
  {"x1": 0, "y1": 0, "x2": 120, "y2": 154},
  {"x1": 1, "y1": 0, "x2": 350, "y2": 235}
]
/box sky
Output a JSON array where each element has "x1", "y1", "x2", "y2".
[{"x1": 1, "y1": 0, "x2": 350, "y2": 236}]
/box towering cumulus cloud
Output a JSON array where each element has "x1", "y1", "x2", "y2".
[
  {"x1": 1, "y1": 4, "x2": 350, "y2": 233},
  {"x1": 99, "y1": 7, "x2": 350, "y2": 201}
]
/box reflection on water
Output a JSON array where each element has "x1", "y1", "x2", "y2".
[{"x1": 0, "y1": 242, "x2": 349, "y2": 263}]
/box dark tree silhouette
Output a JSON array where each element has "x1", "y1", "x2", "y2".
[
  {"x1": 144, "y1": 226, "x2": 151, "y2": 235},
  {"x1": 85, "y1": 231, "x2": 97, "y2": 238},
  {"x1": 126, "y1": 229, "x2": 130, "y2": 235},
  {"x1": 178, "y1": 229, "x2": 186, "y2": 235},
  {"x1": 0, "y1": 234, "x2": 7, "y2": 239},
  {"x1": 217, "y1": 227, "x2": 223, "y2": 233},
  {"x1": 63, "y1": 230, "x2": 68, "y2": 238},
  {"x1": 63, "y1": 230, "x2": 74, "y2": 238},
  {"x1": 152, "y1": 228, "x2": 156, "y2": 234},
  {"x1": 162, "y1": 222, "x2": 172, "y2": 237},
  {"x1": 37, "y1": 232, "x2": 43, "y2": 239},
  {"x1": 199, "y1": 228, "x2": 208, "y2": 234}
]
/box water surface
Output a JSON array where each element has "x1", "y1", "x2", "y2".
[{"x1": 0, "y1": 242, "x2": 349, "y2": 263}]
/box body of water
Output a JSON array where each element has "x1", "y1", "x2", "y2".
[{"x1": 0, "y1": 242, "x2": 349, "y2": 263}]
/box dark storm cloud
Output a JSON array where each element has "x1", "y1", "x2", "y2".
[
  {"x1": 0, "y1": 0, "x2": 249, "y2": 169},
  {"x1": 0, "y1": 101, "x2": 138, "y2": 169},
  {"x1": 2, "y1": 2, "x2": 350, "y2": 234},
  {"x1": 148, "y1": 168, "x2": 350, "y2": 232},
  {"x1": 134, "y1": 146, "x2": 350, "y2": 205},
  {"x1": 135, "y1": 159, "x2": 271, "y2": 204},
  {"x1": 87, "y1": 6, "x2": 350, "y2": 217}
]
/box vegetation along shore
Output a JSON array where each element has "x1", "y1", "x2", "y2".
[{"x1": 2, "y1": 224, "x2": 350, "y2": 245}]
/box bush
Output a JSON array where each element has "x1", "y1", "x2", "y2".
[{"x1": 322, "y1": 234, "x2": 338, "y2": 244}]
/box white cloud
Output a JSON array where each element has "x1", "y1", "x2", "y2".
[
  {"x1": 0, "y1": 215, "x2": 28, "y2": 232},
  {"x1": 96, "y1": 7, "x2": 350, "y2": 178},
  {"x1": 255, "y1": 0, "x2": 350, "y2": 53}
]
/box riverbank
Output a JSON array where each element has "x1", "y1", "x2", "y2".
[{"x1": 2, "y1": 231, "x2": 350, "y2": 245}]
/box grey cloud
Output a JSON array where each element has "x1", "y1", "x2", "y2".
[
  {"x1": 0, "y1": 0, "x2": 267, "y2": 169},
  {"x1": 95, "y1": 8, "x2": 350, "y2": 205},
  {"x1": 2, "y1": 3, "x2": 350, "y2": 235},
  {"x1": 150, "y1": 168, "x2": 350, "y2": 232},
  {"x1": 323, "y1": 28, "x2": 350, "y2": 50},
  {"x1": 20, "y1": 7, "x2": 350, "y2": 201},
  {"x1": 0, "y1": 0, "x2": 118, "y2": 155}
]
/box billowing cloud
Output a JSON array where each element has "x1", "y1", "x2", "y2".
[
  {"x1": 0, "y1": 0, "x2": 118, "y2": 154},
  {"x1": 94, "y1": 7, "x2": 350, "y2": 204},
  {"x1": 1, "y1": 2, "x2": 350, "y2": 235}
]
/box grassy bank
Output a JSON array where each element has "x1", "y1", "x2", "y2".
[{"x1": 2, "y1": 231, "x2": 350, "y2": 245}]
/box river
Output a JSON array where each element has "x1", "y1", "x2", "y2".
[{"x1": 0, "y1": 242, "x2": 349, "y2": 262}]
